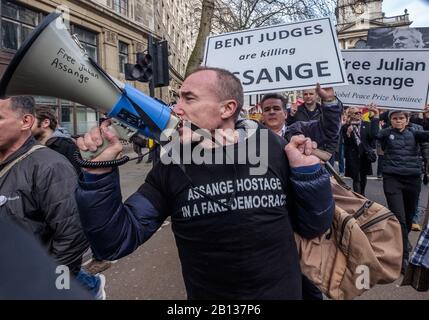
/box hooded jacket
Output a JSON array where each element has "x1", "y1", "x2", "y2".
[{"x1": 46, "y1": 129, "x2": 82, "y2": 175}]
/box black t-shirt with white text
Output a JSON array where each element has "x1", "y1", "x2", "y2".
[{"x1": 139, "y1": 125, "x2": 301, "y2": 299}]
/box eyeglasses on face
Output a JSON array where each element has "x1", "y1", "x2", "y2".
[{"x1": 263, "y1": 105, "x2": 283, "y2": 112}]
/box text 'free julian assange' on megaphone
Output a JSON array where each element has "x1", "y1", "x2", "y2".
[{"x1": 0, "y1": 12, "x2": 180, "y2": 158}]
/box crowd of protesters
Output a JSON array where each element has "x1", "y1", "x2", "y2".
[{"x1": 1, "y1": 68, "x2": 429, "y2": 299}]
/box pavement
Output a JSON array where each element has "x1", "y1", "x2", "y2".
[{"x1": 95, "y1": 157, "x2": 429, "y2": 300}]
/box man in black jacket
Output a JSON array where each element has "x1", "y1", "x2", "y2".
[
  {"x1": 0, "y1": 96, "x2": 94, "y2": 295},
  {"x1": 287, "y1": 89, "x2": 322, "y2": 125},
  {"x1": 31, "y1": 105, "x2": 110, "y2": 295},
  {"x1": 75, "y1": 67, "x2": 334, "y2": 299}
]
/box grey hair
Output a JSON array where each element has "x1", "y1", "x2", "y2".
[
  {"x1": 393, "y1": 28, "x2": 424, "y2": 48},
  {"x1": 9, "y1": 96, "x2": 35, "y2": 116}
]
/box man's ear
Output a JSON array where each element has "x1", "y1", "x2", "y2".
[
  {"x1": 21, "y1": 114, "x2": 35, "y2": 131},
  {"x1": 42, "y1": 118, "x2": 51, "y2": 129},
  {"x1": 220, "y1": 100, "x2": 238, "y2": 120}
]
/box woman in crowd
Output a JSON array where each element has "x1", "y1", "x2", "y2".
[
  {"x1": 342, "y1": 105, "x2": 379, "y2": 195},
  {"x1": 377, "y1": 110, "x2": 429, "y2": 273}
]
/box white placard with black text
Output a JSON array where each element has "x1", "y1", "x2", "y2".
[
  {"x1": 203, "y1": 17, "x2": 348, "y2": 95},
  {"x1": 335, "y1": 49, "x2": 429, "y2": 111}
]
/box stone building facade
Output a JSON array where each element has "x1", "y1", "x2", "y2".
[
  {"x1": 336, "y1": 0, "x2": 412, "y2": 49},
  {"x1": 0, "y1": 0, "x2": 196, "y2": 134}
]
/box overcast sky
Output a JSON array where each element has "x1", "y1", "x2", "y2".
[{"x1": 383, "y1": 0, "x2": 429, "y2": 27}]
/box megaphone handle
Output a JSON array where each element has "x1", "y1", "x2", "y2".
[
  {"x1": 79, "y1": 137, "x2": 110, "y2": 160},
  {"x1": 79, "y1": 121, "x2": 134, "y2": 160}
]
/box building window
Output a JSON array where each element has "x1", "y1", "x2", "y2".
[
  {"x1": 60, "y1": 100, "x2": 74, "y2": 135},
  {"x1": 112, "y1": 0, "x2": 128, "y2": 17},
  {"x1": 71, "y1": 25, "x2": 98, "y2": 62},
  {"x1": 118, "y1": 41, "x2": 128, "y2": 73},
  {"x1": 354, "y1": 39, "x2": 367, "y2": 49},
  {"x1": 1, "y1": 1, "x2": 40, "y2": 50},
  {"x1": 76, "y1": 106, "x2": 98, "y2": 135}
]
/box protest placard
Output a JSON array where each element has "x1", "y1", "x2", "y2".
[
  {"x1": 203, "y1": 17, "x2": 347, "y2": 95},
  {"x1": 335, "y1": 49, "x2": 429, "y2": 111}
]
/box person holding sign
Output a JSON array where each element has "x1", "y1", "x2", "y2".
[
  {"x1": 377, "y1": 110, "x2": 429, "y2": 273},
  {"x1": 75, "y1": 67, "x2": 334, "y2": 299},
  {"x1": 287, "y1": 89, "x2": 321, "y2": 124},
  {"x1": 342, "y1": 105, "x2": 380, "y2": 196}
]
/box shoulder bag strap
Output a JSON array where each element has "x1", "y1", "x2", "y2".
[{"x1": 0, "y1": 145, "x2": 46, "y2": 179}]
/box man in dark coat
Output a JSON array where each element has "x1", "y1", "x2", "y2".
[
  {"x1": 0, "y1": 96, "x2": 89, "y2": 276},
  {"x1": 287, "y1": 88, "x2": 322, "y2": 125}
]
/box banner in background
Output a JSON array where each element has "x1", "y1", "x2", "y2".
[
  {"x1": 335, "y1": 49, "x2": 429, "y2": 111},
  {"x1": 367, "y1": 26, "x2": 429, "y2": 49}
]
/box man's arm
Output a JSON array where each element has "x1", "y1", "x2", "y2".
[
  {"x1": 75, "y1": 169, "x2": 168, "y2": 261},
  {"x1": 414, "y1": 130, "x2": 429, "y2": 143},
  {"x1": 285, "y1": 136, "x2": 334, "y2": 239},
  {"x1": 75, "y1": 121, "x2": 169, "y2": 261},
  {"x1": 285, "y1": 85, "x2": 342, "y2": 155},
  {"x1": 376, "y1": 127, "x2": 391, "y2": 141},
  {"x1": 36, "y1": 159, "x2": 89, "y2": 273},
  {"x1": 288, "y1": 164, "x2": 334, "y2": 238}
]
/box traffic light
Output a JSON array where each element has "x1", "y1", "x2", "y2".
[
  {"x1": 124, "y1": 52, "x2": 152, "y2": 82},
  {"x1": 151, "y1": 40, "x2": 170, "y2": 88},
  {"x1": 125, "y1": 36, "x2": 169, "y2": 88}
]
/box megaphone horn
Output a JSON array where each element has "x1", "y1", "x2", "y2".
[{"x1": 0, "y1": 12, "x2": 180, "y2": 159}]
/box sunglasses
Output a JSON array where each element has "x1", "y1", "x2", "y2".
[{"x1": 353, "y1": 112, "x2": 362, "y2": 115}]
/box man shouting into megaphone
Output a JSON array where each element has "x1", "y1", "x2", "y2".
[{"x1": 75, "y1": 67, "x2": 335, "y2": 300}]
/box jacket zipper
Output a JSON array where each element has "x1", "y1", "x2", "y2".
[{"x1": 360, "y1": 212, "x2": 395, "y2": 231}]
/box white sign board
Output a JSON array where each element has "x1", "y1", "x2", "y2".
[
  {"x1": 336, "y1": 49, "x2": 429, "y2": 111},
  {"x1": 203, "y1": 17, "x2": 347, "y2": 95}
]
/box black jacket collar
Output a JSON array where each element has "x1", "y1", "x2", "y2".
[{"x1": 0, "y1": 136, "x2": 38, "y2": 170}]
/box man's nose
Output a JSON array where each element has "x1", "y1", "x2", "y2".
[{"x1": 172, "y1": 103, "x2": 183, "y2": 115}]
